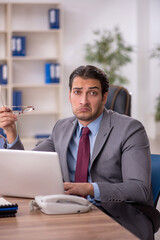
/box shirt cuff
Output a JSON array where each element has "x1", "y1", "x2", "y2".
[
  {"x1": 7, "y1": 134, "x2": 19, "y2": 148},
  {"x1": 91, "y1": 183, "x2": 101, "y2": 202}
]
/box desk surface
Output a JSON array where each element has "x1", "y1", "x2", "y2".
[{"x1": 0, "y1": 197, "x2": 139, "y2": 240}]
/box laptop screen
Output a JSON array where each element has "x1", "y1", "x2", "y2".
[{"x1": 0, "y1": 149, "x2": 64, "y2": 198}]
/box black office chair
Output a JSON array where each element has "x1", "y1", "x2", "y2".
[{"x1": 105, "y1": 85, "x2": 131, "y2": 116}]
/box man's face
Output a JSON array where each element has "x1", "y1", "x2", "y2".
[{"x1": 69, "y1": 76, "x2": 108, "y2": 126}]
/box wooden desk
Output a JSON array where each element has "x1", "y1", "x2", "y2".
[{"x1": 0, "y1": 197, "x2": 139, "y2": 240}]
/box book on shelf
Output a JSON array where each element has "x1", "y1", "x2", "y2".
[
  {"x1": 34, "y1": 134, "x2": 50, "y2": 139},
  {"x1": 0, "y1": 64, "x2": 7, "y2": 85},
  {"x1": 48, "y1": 8, "x2": 60, "y2": 29},
  {"x1": 0, "y1": 198, "x2": 18, "y2": 218},
  {"x1": 45, "y1": 63, "x2": 60, "y2": 84},
  {"x1": 12, "y1": 36, "x2": 26, "y2": 56},
  {"x1": 13, "y1": 90, "x2": 22, "y2": 111}
]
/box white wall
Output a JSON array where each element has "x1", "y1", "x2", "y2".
[
  {"x1": 61, "y1": 0, "x2": 138, "y2": 120},
  {"x1": 1, "y1": 0, "x2": 160, "y2": 139},
  {"x1": 148, "y1": 0, "x2": 160, "y2": 138}
]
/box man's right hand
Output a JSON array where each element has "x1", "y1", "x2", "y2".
[{"x1": 0, "y1": 107, "x2": 17, "y2": 144}]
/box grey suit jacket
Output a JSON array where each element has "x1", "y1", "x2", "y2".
[{"x1": 12, "y1": 108, "x2": 153, "y2": 206}]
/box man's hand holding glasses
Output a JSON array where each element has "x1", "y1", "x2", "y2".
[
  {"x1": 0, "y1": 85, "x2": 34, "y2": 144},
  {"x1": 0, "y1": 106, "x2": 18, "y2": 144},
  {"x1": 0, "y1": 106, "x2": 34, "y2": 144}
]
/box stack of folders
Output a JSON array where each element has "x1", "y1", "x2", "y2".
[
  {"x1": 13, "y1": 90, "x2": 22, "y2": 111},
  {"x1": 12, "y1": 36, "x2": 26, "y2": 56},
  {"x1": 0, "y1": 64, "x2": 7, "y2": 85},
  {"x1": 0, "y1": 198, "x2": 18, "y2": 218},
  {"x1": 45, "y1": 63, "x2": 60, "y2": 84},
  {"x1": 48, "y1": 8, "x2": 60, "y2": 29}
]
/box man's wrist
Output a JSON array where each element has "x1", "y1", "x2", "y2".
[
  {"x1": 88, "y1": 183, "x2": 94, "y2": 196},
  {"x1": 7, "y1": 134, "x2": 19, "y2": 148},
  {"x1": 5, "y1": 125, "x2": 17, "y2": 144},
  {"x1": 91, "y1": 183, "x2": 101, "y2": 201}
]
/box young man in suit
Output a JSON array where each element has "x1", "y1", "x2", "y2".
[{"x1": 0, "y1": 65, "x2": 159, "y2": 239}]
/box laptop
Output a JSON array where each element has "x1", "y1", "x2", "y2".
[{"x1": 0, "y1": 149, "x2": 64, "y2": 198}]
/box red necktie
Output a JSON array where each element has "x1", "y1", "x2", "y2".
[{"x1": 75, "y1": 127, "x2": 90, "y2": 183}]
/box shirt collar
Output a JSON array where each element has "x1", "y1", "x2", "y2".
[{"x1": 77, "y1": 113, "x2": 103, "y2": 137}]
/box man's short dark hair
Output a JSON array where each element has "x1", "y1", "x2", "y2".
[{"x1": 69, "y1": 65, "x2": 109, "y2": 95}]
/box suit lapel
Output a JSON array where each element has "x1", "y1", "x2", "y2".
[
  {"x1": 61, "y1": 110, "x2": 113, "y2": 180},
  {"x1": 90, "y1": 109, "x2": 113, "y2": 168},
  {"x1": 61, "y1": 118, "x2": 77, "y2": 182}
]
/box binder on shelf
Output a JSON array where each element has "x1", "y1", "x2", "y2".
[
  {"x1": 12, "y1": 36, "x2": 17, "y2": 56},
  {"x1": 13, "y1": 91, "x2": 22, "y2": 111},
  {"x1": 12, "y1": 36, "x2": 26, "y2": 56},
  {"x1": 54, "y1": 63, "x2": 60, "y2": 83},
  {"x1": 48, "y1": 8, "x2": 60, "y2": 29},
  {"x1": 0, "y1": 64, "x2": 7, "y2": 85},
  {"x1": 34, "y1": 134, "x2": 50, "y2": 139},
  {"x1": 17, "y1": 36, "x2": 26, "y2": 56},
  {"x1": 45, "y1": 63, "x2": 51, "y2": 84},
  {"x1": 0, "y1": 198, "x2": 18, "y2": 218},
  {"x1": 45, "y1": 63, "x2": 60, "y2": 84}
]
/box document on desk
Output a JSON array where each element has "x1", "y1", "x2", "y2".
[{"x1": 0, "y1": 197, "x2": 18, "y2": 217}]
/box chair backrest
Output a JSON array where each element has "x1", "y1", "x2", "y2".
[
  {"x1": 105, "y1": 85, "x2": 131, "y2": 116},
  {"x1": 151, "y1": 154, "x2": 160, "y2": 207}
]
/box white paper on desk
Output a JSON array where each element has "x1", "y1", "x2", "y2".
[{"x1": 0, "y1": 197, "x2": 13, "y2": 205}]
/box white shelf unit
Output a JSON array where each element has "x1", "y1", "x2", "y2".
[{"x1": 0, "y1": 3, "x2": 63, "y2": 149}]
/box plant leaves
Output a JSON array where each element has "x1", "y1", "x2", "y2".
[{"x1": 84, "y1": 27, "x2": 134, "y2": 85}]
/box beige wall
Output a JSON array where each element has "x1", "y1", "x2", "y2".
[{"x1": 1, "y1": 0, "x2": 160, "y2": 139}]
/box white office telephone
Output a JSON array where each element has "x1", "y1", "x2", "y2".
[{"x1": 30, "y1": 194, "x2": 92, "y2": 215}]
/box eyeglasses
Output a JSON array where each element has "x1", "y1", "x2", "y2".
[
  {"x1": 11, "y1": 106, "x2": 34, "y2": 115},
  {"x1": 0, "y1": 86, "x2": 34, "y2": 115}
]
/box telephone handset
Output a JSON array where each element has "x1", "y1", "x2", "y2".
[{"x1": 30, "y1": 194, "x2": 92, "y2": 214}]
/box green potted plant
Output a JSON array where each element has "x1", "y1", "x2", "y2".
[
  {"x1": 151, "y1": 45, "x2": 160, "y2": 122},
  {"x1": 151, "y1": 45, "x2": 160, "y2": 61},
  {"x1": 155, "y1": 96, "x2": 160, "y2": 122},
  {"x1": 84, "y1": 27, "x2": 134, "y2": 85}
]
